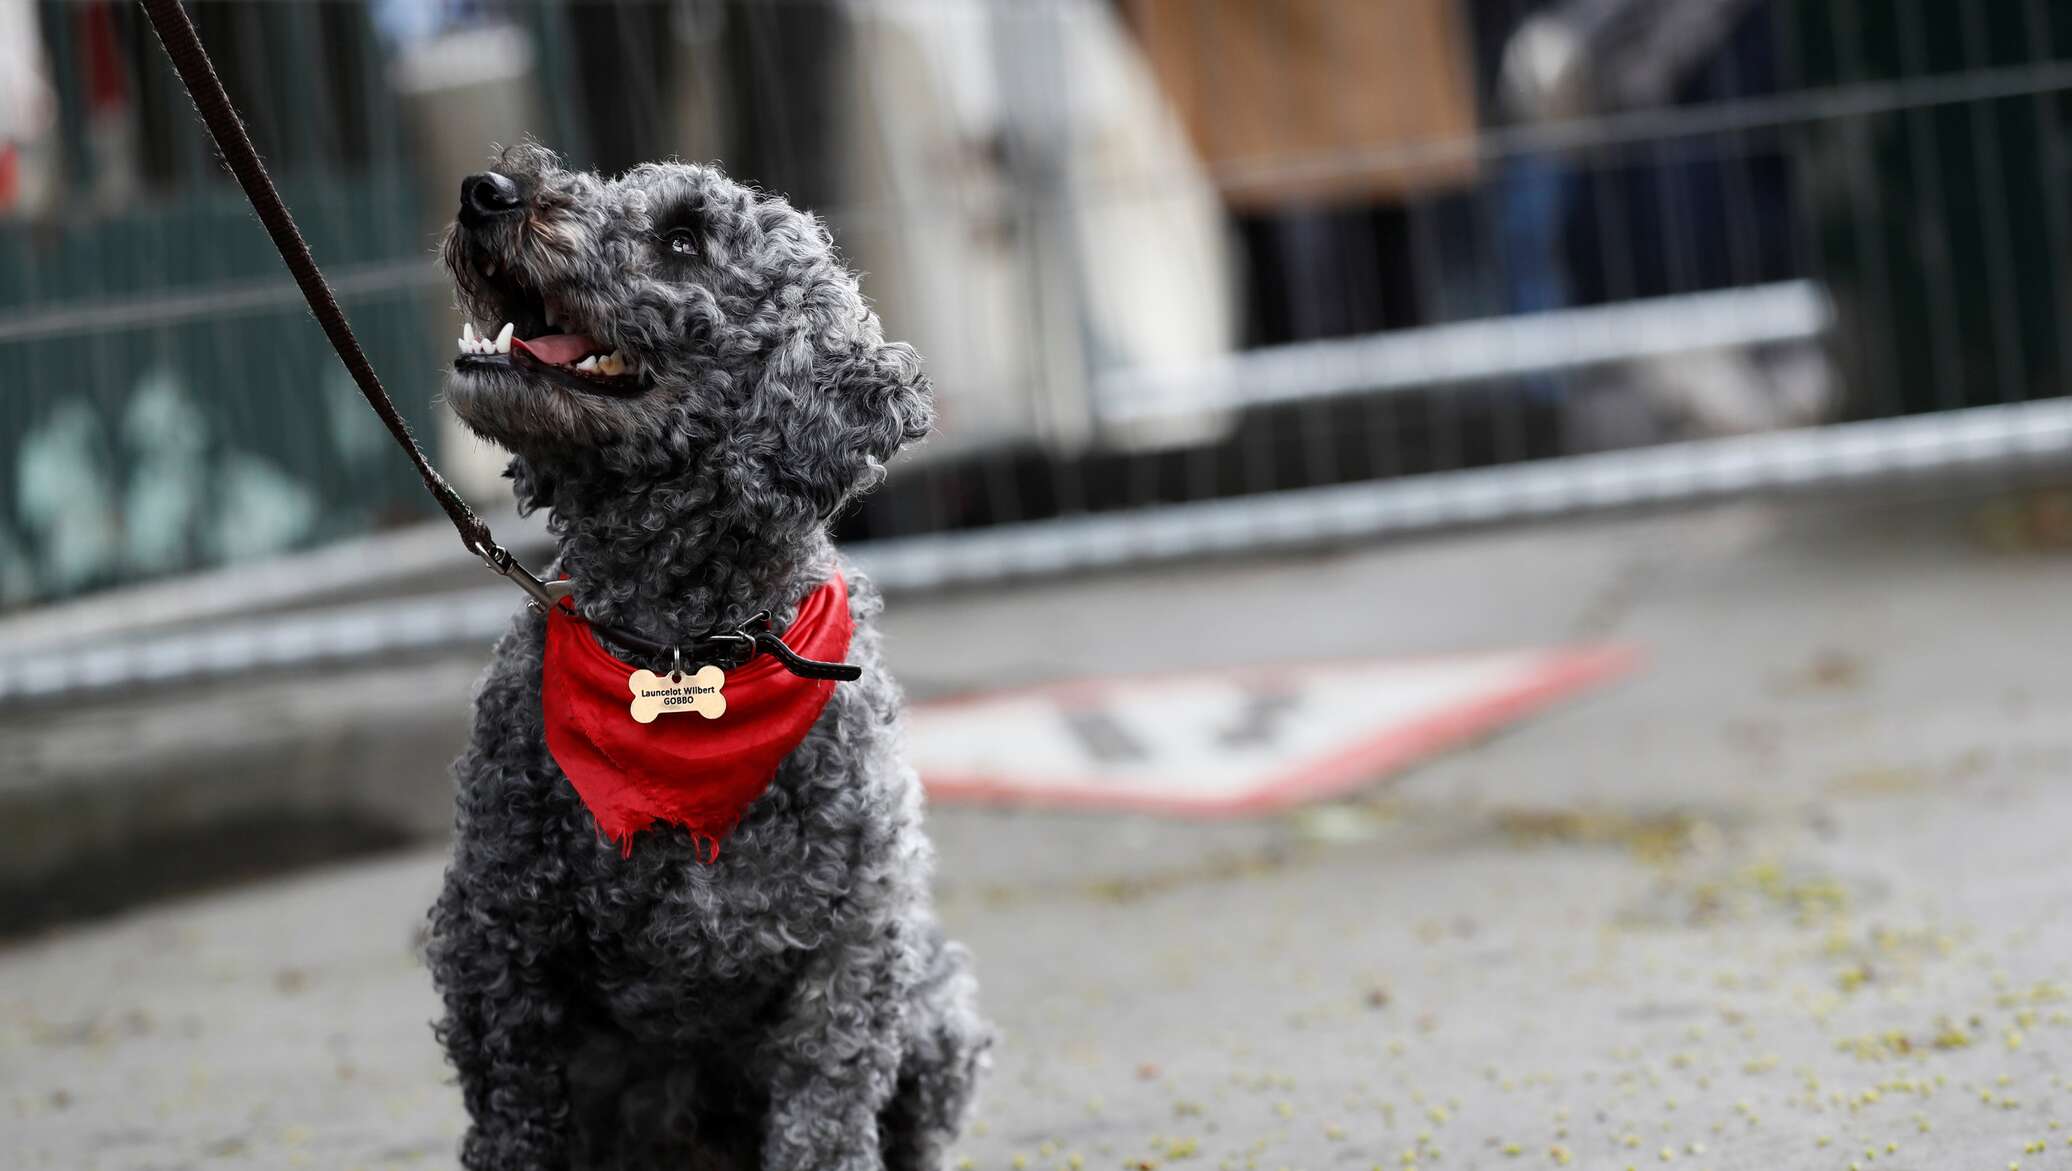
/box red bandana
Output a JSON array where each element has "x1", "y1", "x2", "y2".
[{"x1": 542, "y1": 576, "x2": 853, "y2": 858}]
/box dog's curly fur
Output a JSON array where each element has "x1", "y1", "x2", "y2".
[{"x1": 425, "y1": 142, "x2": 989, "y2": 1171}]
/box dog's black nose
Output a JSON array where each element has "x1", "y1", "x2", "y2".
[{"x1": 459, "y1": 171, "x2": 524, "y2": 226}]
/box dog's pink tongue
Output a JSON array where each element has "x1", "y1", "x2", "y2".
[{"x1": 512, "y1": 334, "x2": 602, "y2": 366}]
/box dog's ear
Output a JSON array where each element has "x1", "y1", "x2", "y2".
[
  {"x1": 504, "y1": 455, "x2": 558, "y2": 516},
  {"x1": 768, "y1": 336, "x2": 934, "y2": 522},
  {"x1": 836, "y1": 338, "x2": 936, "y2": 470}
]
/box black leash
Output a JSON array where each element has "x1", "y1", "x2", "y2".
[
  {"x1": 139, "y1": 0, "x2": 496, "y2": 564},
  {"x1": 138, "y1": 0, "x2": 859, "y2": 683}
]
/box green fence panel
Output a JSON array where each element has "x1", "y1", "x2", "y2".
[{"x1": 1, "y1": 171, "x2": 442, "y2": 605}]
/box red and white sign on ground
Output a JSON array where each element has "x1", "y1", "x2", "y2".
[{"x1": 912, "y1": 646, "x2": 1636, "y2": 815}]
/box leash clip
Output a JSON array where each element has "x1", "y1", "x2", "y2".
[
  {"x1": 473, "y1": 539, "x2": 568, "y2": 613},
  {"x1": 701, "y1": 610, "x2": 771, "y2": 668}
]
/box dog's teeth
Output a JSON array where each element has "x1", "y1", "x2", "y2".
[
  {"x1": 576, "y1": 355, "x2": 600, "y2": 372},
  {"x1": 596, "y1": 353, "x2": 622, "y2": 376},
  {"x1": 463, "y1": 322, "x2": 477, "y2": 343},
  {"x1": 494, "y1": 323, "x2": 515, "y2": 354}
]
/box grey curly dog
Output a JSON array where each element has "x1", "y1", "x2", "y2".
[{"x1": 425, "y1": 141, "x2": 989, "y2": 1171}]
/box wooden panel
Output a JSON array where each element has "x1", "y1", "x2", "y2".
[{"x1": 1130, "y1": 0, "x2": 1481, "y2": 209}]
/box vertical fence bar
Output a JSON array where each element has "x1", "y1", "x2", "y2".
[{"x1": 2023, "y1": 0, "x2": 2072, "y2": 403}]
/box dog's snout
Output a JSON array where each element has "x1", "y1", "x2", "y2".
[{"x1": 460, "y1": 171, "x2": 524, "y2": 226}]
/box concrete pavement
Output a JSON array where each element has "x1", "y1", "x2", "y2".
[{"x1": 9, "y1": 493, "x2": 2072, "y2": 1170}]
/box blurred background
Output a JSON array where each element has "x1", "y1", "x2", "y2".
[
  {"x1": 6, "y1": 0, "x2": 2068, "y2": 602},
  {"x1": 7, "y1": 1, "x2": 2072, "y2": 1168}
]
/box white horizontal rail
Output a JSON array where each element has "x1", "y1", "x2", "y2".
[
  {"x1": 860, "y1": 396, "x2": 2072, "y2": 589},
  {"x1": 1095, "y1": 281, "x2": 1832, "y2": 423}
]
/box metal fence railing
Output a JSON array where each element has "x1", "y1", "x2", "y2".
[
  {"x1": 10, "y1": 392, "x2": 2072, "y2": 705},
  {"x1": 3, "y1": 0, "x2": 2068, "y2": 613}
]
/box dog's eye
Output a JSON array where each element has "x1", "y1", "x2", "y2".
[{"x1": 661, "y1": 226, "x2": 698, "y2": 258}]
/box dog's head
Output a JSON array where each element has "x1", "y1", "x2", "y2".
[{"x1": 439, "y1": 141, "x2": 932, "y2": 526}]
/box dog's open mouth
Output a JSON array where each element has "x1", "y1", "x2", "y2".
[{"x1": 451, "y1": 269, "x2": 644, "y2": 397}]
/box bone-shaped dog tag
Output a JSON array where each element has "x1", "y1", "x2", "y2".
[{"x1": 628, "y1": 665, "x2": 728, "y2": 723}]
